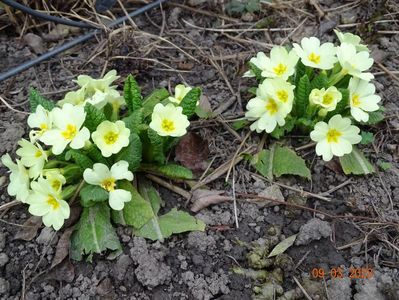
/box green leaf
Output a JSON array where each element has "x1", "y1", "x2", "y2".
[
  {"x1": 136, "y1": 208, "x2": 206, "y2": 241},
  {"x1": 363, "y1": 109, "x2": 384, "y2": 125},
  {"x1": 142, "y1": 88, "x2": 170, "y2": 117},
  {"x1": 294, "y1": 60, "x2": 306, "y2": 86},
  {"x1": 250, "y1": 145, "x2": 311, "y2": 180},
  {"x1": 115, "y1": 133, "x2": 142, "y2": 172},
  {"x1": 248, "y1": 62, "x2": 263, "y2": 82},
  {"x1": 360, "y1": 131, "x2": 374, "y2": 145},
  {"x1": 29, "y1": 88, "x2": 55, "y2": 112},
  {"x1": 122, "y1": 109, "x2": 144, "y2": 134},
  {"x1": 124, "y1": 74, "x2": 142, "y2": 112},
  {"x1": 270, "y1": 117, "x2": 296, "y2": 139},
  {"x1": 339, "y1": 147, "x2": 374, "y2": 175},
  {"x1": 79, "y1": 184, "x2": 109, "y2": 207},
  {"x1": 180, "y1": 87, "x2": 201, "y2": 118},
  {"x1": 70, "y1": 203, "x2": 121, "y2": 262},
  {"x1": 147, "y1": 129, "x2": 165, "y2": 164},
  {"x1": 293, "y1": 75, "x2": 311, "y2": 117},
  {"x1": 248, "y1": 87, "x2": 257, "y2": 95},
  {"x1": 140, "y1": 163, "x2": 193, "y2": 180},
  {"x1": 273, "y1": 146, "x2": 311, "y2": 179},
  {"x1": 83, "y1": 103, "x2": 107, "y2": 132},
  {"x1": 245, "y1": 0, "x2": 261, "y2": 13},
  {"x1": 232, "y1": 119, "x2": 250, "y2": 131},
  {"x1": 377, "y1": 161, "x2": 392, "y2": 171},
  {"x1": 268, "y1": 234, "x2": 297, "y2": 258},
  {"x1": 65, "y1": 150, "x2": 93, "y2": 171},
  {"x1": 111, "y1": 181, "x2": 154, "y2": 228},
  {"x1": 86, "y1": 144, "x2": 109, "y2": 166},
  {"x1": 251, "y1": 149, "x2": 273, "y2": 180},
  {"x1": 311, "y1": 73, "x2": 328, "y2": 90}
]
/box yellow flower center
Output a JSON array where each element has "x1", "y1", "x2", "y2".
[
  {"x1": 51, "y1": 180, "x2": 61, "y2": 191},
  {"x1": 103, "y1": 131, "x2": 119, "y2": 145},
  {"x1": 101, "y1": 178, "x2": 116, "y2": 191},
  {"x1": 276, "y1": 90, "x2": 289, "y2": 103},
  {"x1": 326, "y1": 129, "x2": 342, "y2": 143},
  {"x1": 61, "y1": 124, "x2": 77, "y2": 140},
  {"x1": 322, "y1": 94, "x2": 334, "y2": 105},
  {"x1": 308, "y1": 52, "x2": 321, "y2": 64},
  {"x1": 351, "y1": 94, "x2": 361, "y2": 107},
  {"x1": 47, "y1": 196, "x2": 60, "y2": 210},
  {"x1": 161, "y1": 119, "x2": 175, "y2": 132},
  {"x1": 40, "y1": 123, "x2": 48, "y2": 131},
  {"x1": 35, "y1": 150, "x2": 42, "y2": 158},
  {"x1": 273, "y1": 63, "x2": 287, "y2": 76},
  {"x1": 265, "y1": 98, "x2": 279, "y2": 115}
]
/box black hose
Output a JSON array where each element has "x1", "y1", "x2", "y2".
[
  {"x1": 0, "y1": 0, "x2": 97, "y2": 29},
  {"x1": 0, "y1": 0, "x2": 168, "y2": 83}
]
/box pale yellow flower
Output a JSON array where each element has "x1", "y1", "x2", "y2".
[
  {"x1": 309, "y1": 86, "x2": 342, "y2": 113},
  {"x1": 27, "y1": 177, "x2": 70, "y2": 230},
  {"x1": 293, "y1": 37, "x2": 337, "y2": 70},
  {"x1": 16, "y1": 139, "x2": 47, "y2": 178},
  {"x1": 83, "y1": 161, "x2": 133, "y2": 210},
  {"x1": 92, "y1": 120, "x2": 130, "y2": 157},
  {"x1": 168, "y1": 84, "x2": 192, "y2": 104},
  {"x1": 334, "y1": 30, "x2": 369, "y2": 52},
  {"x1": 1, "y1": 154, "x2": 30, "y2": 202},
  {"x1": 310, "y1": 115, "x2": 361, "y2": 161},
  {"x1": 336, "y1": 43, "x2": 374, "y2": 81},
  {"x1": 40, "y1": 103, "x2": 90, "y2": 155},
  {"x1": 27, "y1": 105, "x2": 52, "y2": 142},
  {"x1": 149, "y1": 103, "x2": 190, "y2": 137}
]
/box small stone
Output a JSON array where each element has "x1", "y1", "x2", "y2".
[
  {"x1": 295, "y1": 218, "x2": 332, "y2": 245},
  {"x1": 36, "y1": 227, "x2": 54, "y2": 245},
  {"x1": 0, "y1": 278, "x2": 10, "y2": 295},
  {"x1": 0, "y1": 232, "x2": 5, "y2": 250},
  {"x1": 0, "y1": 253, "x2": 9, "y2": 267}
]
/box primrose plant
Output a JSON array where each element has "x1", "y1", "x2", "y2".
[
  {"x1": 242, "y1": 30, "x2": 382, "y2": 178},
  {"x1": 1, "y1": 71, "x2": 206, "y2": 261}
]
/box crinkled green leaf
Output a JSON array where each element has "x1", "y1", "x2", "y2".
[
  {"x1": 270, "y1": 117, "x2": 296, "y2": 139},
  {"x1": 79, "y1": 184, "x2": 109, "y2": 207},
  {"x1": 146, "y1": 128, "x2": 165, "y2": 164},
  {"x1": 181, "y1": 87, "x2": 201, "y2": 118},
  {"x1": 273, "y1": 146, "x2": 311, "y2": 179},
  {"x1": 363, "y1": 109, "x2": 384, "y2": 125},
  {"x1": 111, "y1": 181, "x2": 153, "y2": 228},
  {"x1": 65, "y1": 150, "x2": 94, "y2": 171},
  {"x1": 86, "y1": 144, "x2": 109, "y2": 166},
  {"x1": 115, "y1": 133, "x2": 142, "y2": 172},
  {"x1": 136, "y1": 208, "x2": 206, "y2": 241},
  {"x1": 70, "y1": 203, "x2": 121, "y2": 262},
  {"x1": 83, "y1": 103, "x2": 106, "y2": 132},
  {"x1": 251, "y1": 145, "x2": 311, "y2": 180},
  {"x1": 122, "y1": 109, "x2": 143, "y2": 134},
  {"x1": 140, "y1": 163, "x2": 193, "y2": 180},
  {"x1": 29, "y1": 88, "x2": 55, "y2": 112},
  {"x1": 294, "y1": 60, "x2": 306, "y2": 86},
  {"x1": 360, "y1": 131, "x2": 374, "y2": 145},
  {"x1": 135, "y1": 179, "x2": 204, "y2": 241},
  {"x1": 311, "y1": 73, "x2": 328, "y2": 90},
  {"x1": 293, "y1": 74, "x2": 311, "y2": 117},
  {"x1": 124, "y1": 74, "x2": 142, "y2": 112},
  {"x1": 339, "y1": 147, "x2": 374, "y2": 175},
  {"x1": 377, "y1": 161, "x2": 392, "y2": 171},
  {"x1": 268, "y1": 234, "x2": 297, "y2": 257},
  {"x1": 251, "y1": 149, "x2": 273, "y2": 180},
  {"x1": 142, "y1": 88, "x2": 169, "y2": 117}
]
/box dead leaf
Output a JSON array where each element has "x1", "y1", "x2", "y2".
[
  {"x1": 43, "y1": 24, "x2": 71, "y2": 42},
  {"x1": 175, "y1": 132, "x2": 209, "y2": 173},
  {"x1": 191, "y1": 189, "x2": 231, "y2": 212},
  {"x1": 177, "y1": 61, "x2": 195, "y2": 70},
  {"x1": 14, "y1": 216, "x2": 42, "y2": 241},
  {"x1": 268, "y1": 234, "x2": 297, "y2": 257},
  {"x1": 199, "y1": 95, "x2": 212, "y2": 114},
  {"x1": 23, "y1": 33, "x2": 45, "y2": 54},
  {"x1": 46, "y1": 260, "x2": 75, "y2": 283},
  {"x1": 51, "y1": 227, "x2": 74, "y2": 268},
  {"x1": 325, "y1": 159, "x2": 343, "y2": 174}
]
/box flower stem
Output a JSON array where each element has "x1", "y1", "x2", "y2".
[{"x1": 328, "y1": 69, "x2": 347, "y2": 86}]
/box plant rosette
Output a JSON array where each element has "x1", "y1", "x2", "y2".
[
  {"x1": 1, "y1": 71, "x2": 206, "y2": 261},
  {"x1": 242, "y1": 31, "x2": 383, "y2": 178}
]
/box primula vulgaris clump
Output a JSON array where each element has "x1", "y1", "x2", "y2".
[
  {"x1": 244, "y1": 30, "x2": 382, "y2": 166},
  {"x1": 1, "y1": 71, "x2": 205, "y2": 260}
]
